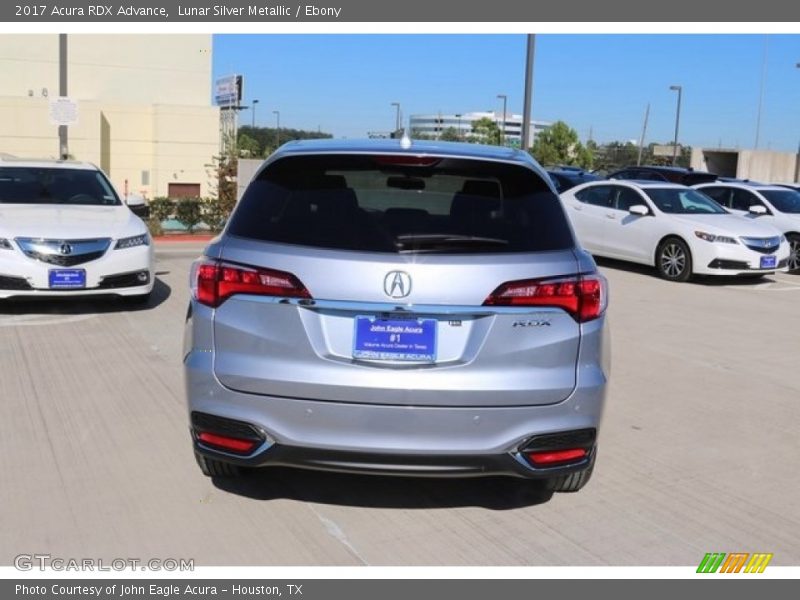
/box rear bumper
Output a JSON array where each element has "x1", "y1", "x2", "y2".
[{"x1": 184, "y1": 347, "x2": 607, "y2": 479}]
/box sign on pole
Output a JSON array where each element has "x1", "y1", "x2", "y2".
[
  {"x1": 215, "y1": 75, "x2": 242, "y2": 106},
  {"x1": 48, "y1": 97, "x2": 78, "y2": 126}
]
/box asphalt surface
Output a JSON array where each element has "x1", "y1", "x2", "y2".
[{"x1": 1, "y1": 243, "x2": 799, "y2": 566}]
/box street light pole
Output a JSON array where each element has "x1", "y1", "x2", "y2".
[
  {"x1": 455, "y1": 114, "x2": 462, "y2": 140},
  {"x1": 497, "y1": 94, "x2": 507, "y2": 146},
  {"x1": 521, "y1": 34, "x2": 536, "y2": 151},
  {"x1": 58, "y1": 33, "x2": 68, "y2": 159},
  {"x1": 390, "y1": 102, "x2": 401, "y2": 136},
  {"x1": 795, "y1": 63, "x2": 800, "y2": 182},
  {"x1": 251, "y1": 99, "x2": 259, "y2": 128},
  {"x1": 669, "y1": 85, "x2": 683, "y2": 166},
  {"x1": 273, "y1": 110, "x2": 280, "y2": 148}
]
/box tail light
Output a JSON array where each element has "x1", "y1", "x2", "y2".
[
  {"x1": 483, "y1": 274, "x2": 607, "y2": 322},
  {"x1": 197, "y1": 432, "x2": 257, "y2": 454},
  {"x1": 527, "y1": 448, "x2": 587, "y2": 466},
  {"x1": 194, "y1": 260, "x2": 311, "y2": 308}
]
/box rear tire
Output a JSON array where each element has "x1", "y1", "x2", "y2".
[
  {"x1": 787, "y1": 234, "x2": 800, "y2": 273},
  {"x1": 194, "y1": 451, "x2": 241, "y2": 478},
  {"x1": 656, "y1": 237, "x2": 693, "y2": 282}
]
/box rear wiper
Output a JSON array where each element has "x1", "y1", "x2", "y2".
[{"x1": 395, "y1": 234, "x2": 509, "y2": 251}]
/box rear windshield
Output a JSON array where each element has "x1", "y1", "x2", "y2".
[
  {"x1": 228, "y1": 154, "x2": 574, "y2": 254},
  {"x1": 644, "y1": 187, "x2": 728, "y2": 214},
  {"x1": 760, "y1": 190, "x2": 800, "y2": 214},
  {"x1": 0, "y1": 167, "x2": 121, "y2": 206}
]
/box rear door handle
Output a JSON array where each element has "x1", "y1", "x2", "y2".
[
  {"x1": 606, "y1": 213, "x2": 616, "y2": 219},
  {"x1": 572, "y1": 205, "x2": 583, "y2": 211}
]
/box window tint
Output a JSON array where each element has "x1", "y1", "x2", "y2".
[
  {"x1": 575, "y1": 185, "x2": 614, "y2": 208},
  {"x1": 698, "y1": 186, "x2": 730, "y2": 208},
  {"x1": 644, "y1": 188, "x2": 727, "y2": 214},
  {"x1": 731, "y1": 189, "x2": 762, "y2": 211},
  {"x1": 227, "y1": 155, "x2": 574, "y2": 254},
  {"x1": 614, "y1": 187, "x2": 645, "y2": 211},
  {"x1": 760, "y1": 190, "x2": 800, "y2": 214},
  {"x1": 0, "y1": 167, "x2": 120, "y2": 206}
]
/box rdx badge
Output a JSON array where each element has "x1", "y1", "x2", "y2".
[{"x1": 512, "y1": 319, "x2": 551, "y2": 328}]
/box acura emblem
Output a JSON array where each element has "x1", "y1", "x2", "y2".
[
  {"x1": 384, "y1": 271, "x2": 412, "y2": 299},
  {"x1": 59, "y1": 243, "x2": 73, "y2": 255}
]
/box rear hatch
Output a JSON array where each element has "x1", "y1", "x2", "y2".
[{"x1": 207, "y1": 152, "x2": 597, "y2": 408}]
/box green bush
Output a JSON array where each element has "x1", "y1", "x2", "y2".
[
  {"x1": 145, "y1": 217, "x2": 163, "y2": 238},
  {"x1": 201, "y1": 197, "x2": 228, "y2": 233},
  {"x1": 175, "y1": 197, "x2": 203, "y2": 234},
  {"x1": 149, "y1": 197, "x2": 174, "y2": 222}
]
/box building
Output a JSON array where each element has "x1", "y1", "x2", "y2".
[
  {"x1": 0, "y1": 34, "x2": 220, "y2": 200},
  {"x1": 409, "y1": 112, "x2": 551, "y2": 147},
  {"x1": 690, "y1": 147, "x2": 800, "y2": 183}
]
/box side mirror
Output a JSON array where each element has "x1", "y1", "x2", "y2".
[
  {"x1": 628, "y1": 204, "x2": 649, "y2": 216},
  {"x1": 749, "y1": 205, "x2": 767, "y2": 215}
]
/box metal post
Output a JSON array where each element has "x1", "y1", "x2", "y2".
[
  {"x1": 637, "y1": 103, "x2": 650, "y2": 166},
  {"x1": 497, "y1": 94, "x2": 507, "y2": 146},
  {"x1": 521, "y1": 34, "x2": 535, "y2": 151},
  {"x1": 251, "y1": 99, "x2": 259, "y2": 128},
  {"x1": 58, "y1": 33, "x2": 68, "y2": 159},
  {"x1": 273, "y1": 110, "x2": 280, "y2": 148},
  {"x1": 391, "y1": 102, "x2": 401, "y2": 135},
  {"x1": 795, "y1": 63, "x2": 800, "y2": 182},
  {"x1": 670, "y1": 85, "x2": 682, "y2": 166},
  {"x1": 755, "y1": 36, "x2": 769, "y2": 149}
]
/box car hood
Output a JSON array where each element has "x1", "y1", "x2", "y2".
[
  {"x1": 0, "y1": 204, "x2": 143, "y2": 240},
  {"x1": 669, "y1": 213, "x2": 782, "y2": 238}
]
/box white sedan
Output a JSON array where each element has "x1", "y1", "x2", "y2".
[
  {"x1": 559, "y1": 180, "x2": 790, "y2": 282},
  {"x1": 0, "y1": 159, "x2": 154, "y2": 300}
]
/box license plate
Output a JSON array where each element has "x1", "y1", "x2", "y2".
[
  {"x1": 760, "y1": 255, "x2": 777, "y2": 269},
  {"x1": 353, "y1": 316, "x2": 437, "y2": 362},
  {"x1": 49, "y1": 269, "x2": 86, "y2": 289}
]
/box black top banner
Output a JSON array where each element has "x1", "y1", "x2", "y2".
[{"x1": 2, "y1": 0, "x2": 799, "y2": 22}]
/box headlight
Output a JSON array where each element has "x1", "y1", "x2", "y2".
[
  {"x1": 694, "y1": 231, "x2": 738, "y2": 244},
  {"x1": 0, "y1": 238, "x2": 12, "y2": 250},
  {"x1": 115, "y1": 233, "x2": 150, "y2": 250}
]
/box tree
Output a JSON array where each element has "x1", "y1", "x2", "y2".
[
  {"x1": 531, "y1": 121, "x2": 593, "y2": 168},
  {"x1": 470, "y1": 117, "x2": 502, "y2": 145},
  {"x1": 237, "y1": 133, "x2": 261, "y2": 158},
  {"x1": 439, "y1": 127, "x2": 461, "y2": 142}
]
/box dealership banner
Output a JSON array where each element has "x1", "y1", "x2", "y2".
[
  {"x1": 1, "y1": 0, "x2": 798, "y2": 22},
  {"x1": 4, "y1": 579, "x2": 799, "y2": 599}
]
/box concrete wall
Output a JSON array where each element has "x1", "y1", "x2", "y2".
[
  {"x1": 0, "y1": 34, "x2": 219, "y2": 198},
  {"x1": 691, "y1": 147, "x2": 800, "y2": 183},
  {"x1": 237, "y1": 158, "x2": 264, "y2": 200}
]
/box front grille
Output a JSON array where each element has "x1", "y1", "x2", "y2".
[
  {"x1": 98, "y1": 270, "x2": 150, "y2": 289},
  {"x1": 740, "y1": 236, "x2": 781, "y2": 255},
  {"x1": 0, "y1": 275, "x2": 32, "y2": 290},
  {"x1": 15, "y1": 237, "x2": 111, "y2": 267},
  {"x1": 708, "y1": 259, "x2": 750, "y2": 270},
  {"x1": 25, "y1": 250, "x2": 106, "y2": 267}
]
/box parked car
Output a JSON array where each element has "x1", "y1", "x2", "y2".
[
  {"x1": 124, "y1": 193, "x2": 150, "y2": 219},
  {"x1": 774, "y1": 183, "x2": 800, "y2": 192},
  {"x1": 184, "y1": 139, "x2": 609, "y2": 493},
  {"x1": 547, "y1": 167, "x2": 603, "y2": 193},
  {"x1": 0, "y1": 158, "x2": 154, "y2": 300},
  {"x1": 608, "y1": 165, "x2": 718, "y2": 186},
  {"x1": 560, "y1": 180, "x2": 789, "y2": 282},
  {"x1": 695, "y1": 182, "x2": 800, "y2": 272}
]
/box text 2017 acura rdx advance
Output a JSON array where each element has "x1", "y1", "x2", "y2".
[{"x1": 184, "y1": 139, "x2": 609, "y2": 493}]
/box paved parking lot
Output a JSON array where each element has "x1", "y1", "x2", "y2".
[{"x1": 1, "y1": 243, "x2": 799, "y2": 566}]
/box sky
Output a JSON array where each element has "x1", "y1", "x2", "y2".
[{"x1": 213, "y1": 34, "x2": 800, "y2": 152}]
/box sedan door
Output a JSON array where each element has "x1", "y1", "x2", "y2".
[
  {"x1": 601, "y1": 185, "x2": 661, "y2": 263},
  {"x1": 562, "y1": 185, "x2": 615, "y2": 255}
]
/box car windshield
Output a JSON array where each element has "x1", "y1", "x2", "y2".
[
  {"x1": 644, "y1": 188, "x2": 727, "y2": 214},
  {"x1": 0, "y1": 167, "x2": 121, "y2": 206},
  {"x1": 228, "y1": 154, "x2": 574, "y2": 254},
  {"x1": 760, "y1": 190, "x2": 800, "y2": 214}
]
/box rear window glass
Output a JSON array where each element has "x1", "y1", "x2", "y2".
[
  {"x1": 228, "y1": 155, "x2": 574, "y2": 254},
  {"x1": 0, "y1": 167, "x2": 120, "y2": 206}
]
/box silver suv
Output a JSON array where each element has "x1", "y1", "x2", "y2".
[{"x1": 184, "y1": 139, "x2": 609, "y2": 493}]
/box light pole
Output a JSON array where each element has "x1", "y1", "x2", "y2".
[
  {"x1": 455, "y1": 114, "x2": 463, "y2": 140},
  {"x1": 251, "y1": 99, "x2": 259, "y2": 128},
  {"x1": 273, "y1": 110, "x2": 280, "y2": 148},
  {"x1": 390, "y1": 102, "x2": 401, "y2": 136},
  {"x1": 795, "y1": 63, "x2": 800, "y2": 182},
  {"x1": 669, "y1": 85, "x2": 683, "y2": 166},
  {"x1": 497, "y1": 94, "x2": 507, "y2": 146}
]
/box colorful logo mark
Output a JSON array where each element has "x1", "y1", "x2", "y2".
[{"x1": 697, "y1": 552, "x2": 773, "y2": 573}]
